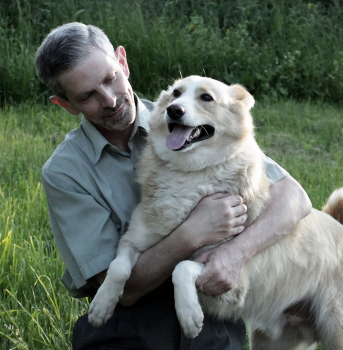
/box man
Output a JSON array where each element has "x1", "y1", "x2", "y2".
[{"x1": 35, "y1": 22, "x2": 311, "y2": 350}]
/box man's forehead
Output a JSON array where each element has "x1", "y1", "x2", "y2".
[{"x1": 58, "y1": 50, "x2": 121, "y2": 97}]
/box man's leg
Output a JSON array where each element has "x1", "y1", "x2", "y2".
[
  {"x1": 73, "y1": 278, "x2": 182, "y2": 350},
  {"x1": 180, "y1": 316, "x2": 246, "y2": 350},
  {"x1": 72, "y1": 278, "x2": 246, "y2": 350}
]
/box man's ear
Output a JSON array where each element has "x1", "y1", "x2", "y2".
[
  {"x1": 115, "y1": 46, "x2": 130, "y2": 78},
  {"x1": 49, "y1": 95, "x2": 80, "y2": 115}
]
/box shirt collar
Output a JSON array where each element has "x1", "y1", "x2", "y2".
[
  {"x1": 81, "y1": 94, "x2": 150, "y2": 164},
  {"x1": 131, "y1": 96, "x2": 150, "y2": 137}
]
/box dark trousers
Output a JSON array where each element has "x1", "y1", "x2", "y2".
[{"x1": 72, "y1": 278, "x2": 246, "y2": 350}]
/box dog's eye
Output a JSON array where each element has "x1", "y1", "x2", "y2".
[
  {"x1": 172, "y1": 89, "x2": 181, "y2": 98},
  {"x1": 200, "y1": 93, "x2": 214, "y2": 102}
]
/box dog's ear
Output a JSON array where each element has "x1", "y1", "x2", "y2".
[
  {"x1": 228, "y1": 84, "x2": 255, "y2": 111},
  {"x1": 155, "y1": 89, "x2": 171, "y2": 109}
]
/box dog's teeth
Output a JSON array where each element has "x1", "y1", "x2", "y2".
[{"x1": 193, "y1": 128, "x2": 201, "y2": 138}]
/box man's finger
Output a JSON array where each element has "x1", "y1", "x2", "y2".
[
  {"x1": 233, "y1": 204, "x2": 247, "y2": 217},
  {"x1": 202, "y1": 283, "x2": 228, "y2": 297},
  {"x1": 207, "y1": 192, "x2": 232, "y2": 200},
  {"x1": 231, "y1": 213, "x2": 248, "y2": 227},
  {"x1": 197, "y1": 273, "x2": 232, "y2": 297},
  {"x1": 195, "y1": 265, "x2": 214, "y2": 289}
]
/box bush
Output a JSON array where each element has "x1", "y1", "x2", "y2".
[{"x1": 0, "y1": 0, "x2": 342, "y2": 104}]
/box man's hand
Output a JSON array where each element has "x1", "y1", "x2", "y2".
[
  {"x1": 192, "y1": 175, "x2": 312, "y2": 298},
  {"x1": 194, "y1": 242, "x2": 245, "y2": 296},
  {"x1": 117, "y1": 192, "x2": 248, "y2": 306},
  {"x1": 184, "y1": 192, "x2": 248, "y2": 249}
]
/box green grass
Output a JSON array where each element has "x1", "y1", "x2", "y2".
[
  {"x1": 0, "y1": 104, "x2": 85, "y2": 349},
  {"x1": 254, "y1": 100, "x2": 343, "y2": 209},
  {"x1": 1, "y1": 99, "x2": 341, "y2": 349}
]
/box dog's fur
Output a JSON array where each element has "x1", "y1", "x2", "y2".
[{"x1": 88, "y1": 76, "x2": 343, "y2": 350}]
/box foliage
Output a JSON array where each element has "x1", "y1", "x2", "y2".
[{"x1": 0, "y1": 0, "x2": 343, "y2": 104}]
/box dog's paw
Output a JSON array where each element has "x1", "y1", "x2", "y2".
[
  {"x1": 88, "y1": 288, "x2": 119, "y2": 327},
  {"x1": 177, "y1": 303, "x2": 204, "y2": 338}
]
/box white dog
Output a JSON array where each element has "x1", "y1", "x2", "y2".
[{"x1": 88, "y1": 76, "x2": 343, "y2": 350}]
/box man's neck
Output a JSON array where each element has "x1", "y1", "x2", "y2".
[{"x1": 95, "y1": 123, "x2": 134, "y2": 153}]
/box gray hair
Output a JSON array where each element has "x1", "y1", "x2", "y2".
[{"x1": 35, "y1": 22, "x2": 115, "y2": 99}]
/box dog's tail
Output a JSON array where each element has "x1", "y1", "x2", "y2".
[{"x1": 322, "y1": 188, "x2": 343, "y2": 225}]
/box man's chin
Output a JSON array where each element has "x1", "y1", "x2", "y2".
[{"x1": 102, "y1": 114, "x2": 135, "y2": 131}]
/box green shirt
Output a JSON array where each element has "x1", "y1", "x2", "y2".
[{"x1": 42, "y1": 97, "x2": 287, "y2": 298}]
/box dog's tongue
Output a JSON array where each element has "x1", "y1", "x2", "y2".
[{"x1": 166, "y1": 124, "x2": 194, "y2": 150}]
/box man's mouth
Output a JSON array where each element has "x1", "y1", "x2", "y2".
[
  {"x1": 102, "y1": 103, "x2": 125, "y2": 119},
  {"x1": 100, "y1": 96, "x2": 133, "y2": 119},
  {"x1": 166, "y1": 123, "x2": 215, "y2": 151}
]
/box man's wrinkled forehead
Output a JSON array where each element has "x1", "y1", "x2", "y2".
[{"x1": 58, "y1": 49, "x2": 121, "y2": 99}]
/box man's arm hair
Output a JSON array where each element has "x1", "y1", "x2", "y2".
[{"x1": 194, "y1": 174, "x2": 312, "y2": 296}]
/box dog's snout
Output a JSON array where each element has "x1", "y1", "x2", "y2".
[{"x1": 167, "y1": 104, "x2": 185, "y2": 120}]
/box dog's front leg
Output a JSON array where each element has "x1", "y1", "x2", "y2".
[
  {"x1": 172, "y1": 260, "x2": 205, "y2": 338},
  {"x1": 88, "y1": 242, "x2": 140, "y2": 327}
]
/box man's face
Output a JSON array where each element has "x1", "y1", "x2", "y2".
[{"x1": 55, "y1": 48, "x2": 136, "y2": 131}]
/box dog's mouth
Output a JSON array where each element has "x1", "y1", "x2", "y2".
[{"x1": 166, "y1": 123, "x2": 215, "y2": 151}]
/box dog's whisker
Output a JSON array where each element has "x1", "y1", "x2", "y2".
[{"x1": 200, "y1": 125, "x2": 209, "y2": 136}]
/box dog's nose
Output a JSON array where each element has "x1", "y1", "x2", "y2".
[{"x1": 167, "y1": 104, "x2": 185, "y2": 120}]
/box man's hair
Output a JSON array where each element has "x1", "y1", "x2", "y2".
[{"x1": 35, "y1": 22, "x2": 115, "y2": 99}]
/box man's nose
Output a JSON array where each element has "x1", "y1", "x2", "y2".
[{"x1": 100, "y1": 86, "x2": 116, "y2": 108}]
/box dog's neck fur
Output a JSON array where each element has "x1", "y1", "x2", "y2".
[{"x1": 137, "y1": 135, "x2": 270, "y2": 231}]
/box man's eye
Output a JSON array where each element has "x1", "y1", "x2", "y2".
[
  {"x1": 108, "y1": 75, "x2": 116, "y2": 83},
  {"x1": 105, "y1": 73, "x2": 116, "y2": 84},
  {"x1": 80, "y1": 92, "x2": 93, "y2": 102},
  {"x1": 172, "y1": 89, "x2": 181, "y2": 98},
  {"x1": 200, "y1": 93, "x2": 214, "y2": 102}
]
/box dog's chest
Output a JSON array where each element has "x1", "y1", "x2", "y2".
[{"x1": 140, "y1": 165, "x2": 244, "y2": 232}]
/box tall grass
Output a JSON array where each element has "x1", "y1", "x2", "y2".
[
  {"x1": 0, "y1": 105, "x2": 86, "y2": 350},
  {"x1": 1, "y1": 0, "x2": 343, "y2": 104},
  {"x1": 254, "y1": 100, "x2": 343, "y2": 207},
  {"x1": 1, "y1": 99, "x2": 341, "y2": 349}
]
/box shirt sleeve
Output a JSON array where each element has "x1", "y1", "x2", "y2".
[
  {"x1": 42, "y1": 167, "x2": 119, "y2": 292},
  {"x1": 262, "y1": 153, "x2": 289, "y2": 183}
]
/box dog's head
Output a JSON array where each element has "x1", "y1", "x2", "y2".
[{"x1": 148, "y1": 76, "x2": 255, "y2": 171}]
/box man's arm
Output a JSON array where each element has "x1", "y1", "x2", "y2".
[
  {"x1": 194, "y1": 174, "x2": 312, "y2": 296},
  {"x1": 98, "y1": 175, "x2": 310, "y2": 305},
  {"x1": 102, "y1": 193, "x2": 248, "y2": 306}
]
